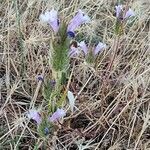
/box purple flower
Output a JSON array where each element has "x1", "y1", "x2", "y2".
[
  {"x1": 44, "y1": 127, "x2": 49, "y2": 135},
  {"x1": 67, "y1": 10, "x2": 90, "y2": 35},
  {"x1": 40, "y1": 9, "x2": 90, "y2": 37},
  {"x1": 49, "y1": 108, "x2": 66, "y2": 122},
  {"x1": 94, "y1": 42, "x2": 106, "y2": 55},
  {"x1": 79, "y1": 41, "x2": 88, "y2": 55},
  {"x1": 115, "y1": 5, "x2": 135, "y2": 20},
  {"x1": 50, "y1": 79, "x2": 56, "y2": 87},
  {"x1": 79, "y1": 41, "x2": 106, "y2": 56},
  {"x1": 115, "y1": 5, "x2": 123, "y2": 18},
  {"x1": 69, "y1": 45, "x2": 79, "y2": 57},
  {"x1": 27, "y1": 109, "x2": 42, "y2": 124},
  {"x1": 37, "y1": 75, "x2": 44, "y2": 82},
  {"x1": 124, "y1": 8, "x2": 135, "y2": 19},
  {"x1": 67, "y1": 31, "x2": 75, "y2": 38},
  {"x1": 40, "y1": 9, "x2": 59, "y2": 33}
]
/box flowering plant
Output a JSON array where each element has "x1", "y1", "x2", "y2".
[
  {"x1": 115, "y1": 5, "x2": 135, "y2": 35},
  {"x1": 69, "y1": 41, "x2": 106, "y2": 64},
  {"x1": 27, "y1": 9, "x2": 90, "y2": 137},
  {"x1": 40, "y1": 9, "x2": 90, "y2": 90},
  {"x1": 26, "y1": 4, "x2": 136, "y2": 139},
  {"x1": 27, "y1": 108, "x2": 66, "y2": 137},
  {"x1": 40, "y1": 9, "x2": 90, "y2": 37}
]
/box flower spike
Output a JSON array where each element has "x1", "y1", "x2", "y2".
[{"x1": 115, "y1": 5, "x2": 135, "y2": 20}]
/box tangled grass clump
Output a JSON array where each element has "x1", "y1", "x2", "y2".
[{"x1": 0, "y1": 0, "x2": 150, "y2": 149}]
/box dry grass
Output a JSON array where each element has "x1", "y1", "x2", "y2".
[{"x1": 0, "y1": 0, "x2": 150, "y2": 149}]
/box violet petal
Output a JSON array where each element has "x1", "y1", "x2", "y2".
[
  {"x1": 67, "y1": 9, "x2": 90, "y2": 33},
  {"x1": 49, "y1": 108, "x2": 66, "y2": 122},
  {"x1": 69, "y1": 46, "x2": 79, "y2": 57},
  {"x1": 27, "y1": 109, "x2": 42, "y2": 124},
  {"x1": 115, "y1": 5, "x2": 123, "y2": 18},
  {"x1": 94, "y1": 42, "x2": 106, "y2": 55},
  {"x1": 79, "y1": 41, "x2": 88, "y2": 55},
  {"x1": 39, "y1": 9, "x2": 59, "y2": 33},
  {"x1": 124, "y1": 8, "x2": 135, "y2": 19}
]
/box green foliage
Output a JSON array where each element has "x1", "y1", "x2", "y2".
[
  {"x1": 56, "y1": 90, "x2": 67, "y2": 108},
  {"x1": 48, "y1": 90, "x2": 61, "y2": 113},
  {"x1": 60, "y1": 71, "x2": 68, "y2": 85},
  {"x1": 38, "y1": 117, "x2": 54, "y2": 138},
  {"x1": 52, "y1": 22, "x2": 70, "y2": 72},
  {"x1": 42, "y1": 75, "x2": 67, "y2": 113},
  {"x1": 115, "y1": 19, "x2": 124, "y2": 36},
  {"x1": 58, "y1": 22, "x2": 68, "y2": 43},
  {"x1": 42, "y1": 80, "x2": 54, "y2": 101},
  {"x1": 33, "y1": 144, "x2": 38, "y2": 150},
  {"x1": 52, "y1": 41, "x2": 69, "y2": 71}
]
